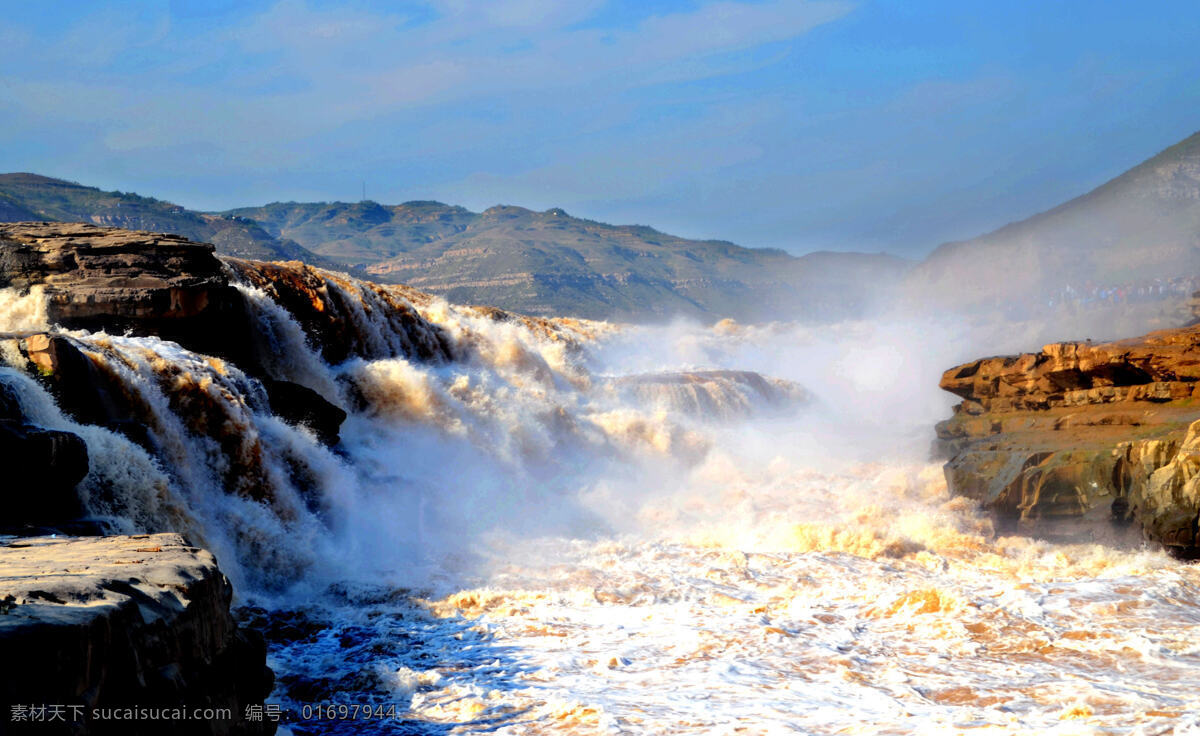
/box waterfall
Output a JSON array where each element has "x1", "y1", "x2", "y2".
[{"x1": 0, "y1": 260, "x2": 798, "y2": 595}]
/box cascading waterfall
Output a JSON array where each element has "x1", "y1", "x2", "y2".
[{"x1": 0, "y1": 261, "x2": 801, "y2": 592}]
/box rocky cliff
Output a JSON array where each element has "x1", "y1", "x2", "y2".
[
  {"x1": 0, "y1": 223, "x2": 283, "y2": 732},
  {"x1": 937, "y1": 325, "x2": 1200, "y2": 555},
  {"x1": 0, "y1": 533, "x2": 273, "y2": 735},
  {"x1": 0, "y1": 222, "x2": 254, "y2": 364},
  {"x1": 0, "y1": 222, "x2": 356, "y2": 457}
]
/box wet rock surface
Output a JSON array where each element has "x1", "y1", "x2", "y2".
[
  {"x1": 0, "y1": 220, "x2": 455, "y2": 371},
  {"x1": 938, "y1": 324, "x2": 1200, "y2": 554},
  {"x1": 16, "y1": 332, "x2": 152, "y2": 446},
  {"x1": 260, "y1": 379, "x2": 347, "y2": 446},
  {"x1": 0, "y1": 533, "x2": 274, "y2": 735},
  {"x1": 0, "y1": 222, "x2": 351, "y2": 451},
  {"x1": 0, "y1": 380, "x2": 89, "y2": 533}
]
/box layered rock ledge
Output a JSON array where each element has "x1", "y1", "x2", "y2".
[
  {"x1": 613, "y1": 370, "x2": 809, "y2": 420},
  {"x1": 0, "y1": 222, "x2": 350, "y2": 452},
  {"x1": 0, "y1": 533, "x2": 273, "y2": 735},
  {"x1": 937, "y1": 325, "x2": 1200, "y2": 554},
  {"x1": 0, "y1": 222, "x2": 249, "y2": 362}
]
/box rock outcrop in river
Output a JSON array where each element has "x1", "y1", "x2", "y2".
[
  {"x1": 0, "y1": 222, "x2": 354, "y2": 454},
  {"x1": 937, "y1": 325, "x2": 1200, "y2": 555}
]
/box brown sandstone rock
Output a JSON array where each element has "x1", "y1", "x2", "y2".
[
  {"x1": 0, "y1": 222, "x2": 453, "y2": 375},
  {"x1": 0, "y1": 224, "x2": 350, "y2": 449},
  {"x1": 938, "y1": 325, "x2": 1200, "y2": 554},
  {"x1": 614, "y1": 370, "x2": 808, "y2": 420},
  {"x1": 0, "y1": 222, "x2": 259, "y2": 371},
  {"x1": 0, "y1": 533, "x2": 274, "y2": 735},
  {"x1": 15, "y1": 333, "x2": 150, "y2": 446}
]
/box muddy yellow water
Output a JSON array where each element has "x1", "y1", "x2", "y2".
[{"x1": 375, "y1": 465, "x2": 1200, "y2": 735}]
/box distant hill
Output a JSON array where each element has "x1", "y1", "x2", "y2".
[
  {"x1": 223, "y1": 200, "x2": 477, "y2": 265},
  {"x1": 908, "y1": 131, "x2": 1200, "y2": 311},
  {"x1": 0, "y1": 173, "x2": 324, "y2": 263},
  {"x1": 226, "y1": 200, "x2": 910, "y2": 321},
  {"x1": 0, "y1": 172, "x2": 910, "y2": 322}
]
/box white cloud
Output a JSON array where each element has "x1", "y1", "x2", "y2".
[
  {"x1": 635, "y1": 1, "x2": 851, "y2": 60},
  {"x1": 0, "y1": 0, "x2": 850, "y2": 162},
  {"x1": 49, "y1": 6, "x2": 172, "y2": 68},
  {"x1": 431, "y1": 0, "x2": 608, "y2": 30},
  {"x1": 227, "y1": 0, "x2": 406, "y2": 51},
  {"x1": 219, "y1": 0, "x2": 852, "y2": 110}
]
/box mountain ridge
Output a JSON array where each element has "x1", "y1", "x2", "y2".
[
  {"x1": 0, "y1": 172, "x2": 909, "y2": 322},
  {"x1": 16, "y1": 123, "x2": 1199, "y2": 325},
  {"x1": 221, "y1": 198, "x2": 909, "y2": 320}
]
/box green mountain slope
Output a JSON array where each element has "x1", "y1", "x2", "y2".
[
  {"x1": 227, "y1": 200, "x2": 909, "y2": 321},
  {"x1": 909, "y1": 131, "x2": 1200, "y2": 310},
  {"x1": 0, "y1": 173, "x2": 324, "y2": 263}
]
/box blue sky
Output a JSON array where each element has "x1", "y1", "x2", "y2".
[{"x1": 1, "y1": 0, "x2": 1197, "y2": 257}]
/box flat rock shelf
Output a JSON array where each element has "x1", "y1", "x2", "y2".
[{"x1": 0, "y1": 533, "x2": 274, "y2": 736}]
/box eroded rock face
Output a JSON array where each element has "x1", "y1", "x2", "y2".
[
  {"x1": 0, "y1": 222, "x2": 257, "y2": 368},
  {"x1": 260, "y1": 378, "x2": 347, "y2": 446},
  {"x1": 0, "y1": 222, "x2": 456, "y2": 374},
  {"x1": 19, "y1": 332, "x2": 152, "y2": 444},
  {"x1": 0, "y1": 224, "x2": 353, "y2": 448},
  {"x1": 0, "y1": 533, "x2": 274, "y2": 735},
  {"x1": 937, "y1": 325, "x2": 1200, "y2": 554}
]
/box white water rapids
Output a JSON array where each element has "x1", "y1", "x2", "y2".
[{"x1": 2, "y1": 265, "x2": 1199, "y2": 735}]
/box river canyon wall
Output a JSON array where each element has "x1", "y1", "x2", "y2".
[{"x1": 938, "y1": 326, "x2": 1200, "y2": 555}]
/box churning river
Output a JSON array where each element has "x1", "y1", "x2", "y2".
[{"x1": 3, "y1": 265, "x2": 1199, "y2": 735}]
